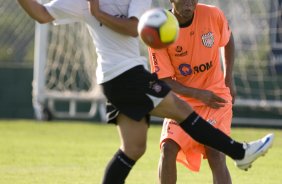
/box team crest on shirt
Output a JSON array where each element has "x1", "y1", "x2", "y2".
[
  {"x1": 152, "y1": 83, "x2": 162, "y2": 93},
  {"x1": 149, "y1": 81, "x2": 162, "y2": 93},
  {"x1": 201, "y1": 32, "x2": 214, "y2": 48}
]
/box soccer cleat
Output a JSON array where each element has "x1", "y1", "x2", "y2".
[{"x1": 235, "y1": 133, "x2": 274, "y2": 171}]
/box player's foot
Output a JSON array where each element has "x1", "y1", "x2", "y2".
[{"x1": 235, "y1": 133, "x2": 274, "y2": 171}]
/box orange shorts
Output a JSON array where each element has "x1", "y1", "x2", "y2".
[{"x1": 160, "y1": 103, "x2": 232, "y2": 172}]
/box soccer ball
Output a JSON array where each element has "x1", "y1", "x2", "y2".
[{"x1": 138, "y1": 8, "x2": 179, "y2": 49}]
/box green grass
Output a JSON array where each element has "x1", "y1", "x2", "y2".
[{"x1": 0, "y1": 120, "x2": 281, "y2": 184}]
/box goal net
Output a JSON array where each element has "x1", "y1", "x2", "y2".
[
  {"x1": 32, "y1": 1, "x2": 105, "y2": 120},
  {"x1": 32, "y1": 0, "x2": 172, "y2": 121},
  {"x1": 201, "y1": 0, "x2": 282, "y2": 125},
  {"x1": 4, "y1": 0, "x2": 280, "y2": 122}
]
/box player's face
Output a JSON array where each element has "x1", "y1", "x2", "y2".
[{"x1": 171, "y1": 0, "x2": 198, "y2": 21}]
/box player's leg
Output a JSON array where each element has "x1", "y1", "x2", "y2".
[
  {"x1": 101, "y1": 66, "x2": 158, "y2": 184},
  {"x1": 199, "y1": 104, "x2": 232, "y2": 184},
  {"x1": 150, "y1": 91, "x2": 245, "y2": 159},
  {"x1": 150, "y1": 90, "x2": 192, "y2": 123},
  {"x1": 150, "y1": 91, "x2": 274, "y2": 169},
  {"x1": 205, "y1": 147, "x2": 232, "y2": 184},
  {"x1": 158, "y1": 139, "x2": 180, "y2": 184},
  {"x1": 117, "y1": 114, "x2": 148, "y2": 160},
  {"x1": 102, "y1": 114, "x2": 148, "y2": 184}
]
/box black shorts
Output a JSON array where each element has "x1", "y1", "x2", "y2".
[{"x1": 101, "y1": 65, "x2": 171, "y2": 124}]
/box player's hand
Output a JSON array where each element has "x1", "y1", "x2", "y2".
[
  {"x1": 225, "y1": 78, "x2": 236, "y2": 104},
  {"x1": 87, "y1": 0, "x2": 101, "y2": 20},
  {"x1": 195, "y1": 89, "x2": 227, "y2": 109}
]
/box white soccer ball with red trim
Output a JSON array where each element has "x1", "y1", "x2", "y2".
[{"x1": 138, "y1": 8, "x2": 179, "y2": 49}]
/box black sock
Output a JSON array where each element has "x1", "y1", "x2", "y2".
[
  {"x1": 179, "y1": 112, "x2": 245, "y2": 160},
  {"x1": 102, "y1": 149, "x2": 136, "y2": 184}
]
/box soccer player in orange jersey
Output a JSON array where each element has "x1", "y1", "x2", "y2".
[
  {"x1": 18, "y1": 0, "x2": 273, "y2": 183},
  {"x1": 149, "y1": 0, "x2": 235, "y2": 183}
]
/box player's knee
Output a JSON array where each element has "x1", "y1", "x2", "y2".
[
  {"x1": 131, "y1": 145, "x2": 146, "y2": 160},
  {"x1": 167, "y1": 94, "x2": 194, "y2": 122},
  {"x1": 124, "y1": 143, "x2": 146, "y2": 160},
  {"x1": 161, "y1": 139, "x2": 180, "y2": 158}
]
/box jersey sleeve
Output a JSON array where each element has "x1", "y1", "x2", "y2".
[
  {"x1": 44, "y1": 0, "x2": 85, "y2": 25},
  {"x1": 128, "y1": 0, "x2": 152, "y2": 20},
  {"x1": 216, "y1": 8, "x2": 231, "y2": 47},
  {"x1": 148, "y1": 48, "x2": 175, "y2": 79}
]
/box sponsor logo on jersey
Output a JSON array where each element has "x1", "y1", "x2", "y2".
[
  {"x1": 178, "y1": 61, "x2": 213, "y2": 76},
  {"x1": 202, "y1": 32, "x2": 214, "y2": 48},
  {"x1": 151, "y1": 53, "x2": 160, "y2": 72},
  {"x1": 175, "y1": 46, "x2": 188, "y2": 56}
]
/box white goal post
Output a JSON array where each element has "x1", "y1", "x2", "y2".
[
  {"x1": 33, "y1": 20, "x2": 106, "y2": 120},
  {"x1": 33, "y1": 0, "x2": 105, "y2": 120}
]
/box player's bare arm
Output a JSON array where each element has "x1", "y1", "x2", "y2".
[
  {"x1": 17, "y1": 0, "x2": 54, "y2": 23},
  {"x1": 87, "y1": 0, "x2": 138, "y2": 37},
  {"x1": 223, "y1": 32, "x2": 236, "y2": 104},
  {"x1": 162, "y1": 77, "x2": 227, "y2": 109}
]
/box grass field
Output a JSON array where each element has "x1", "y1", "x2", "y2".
[{"x1": 0, "y1": 120, "x2": 281, "y2": 184}]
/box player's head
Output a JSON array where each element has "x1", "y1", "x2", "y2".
[{"x1": 170, "y1": 0, "x2": 198, "y2": 20}]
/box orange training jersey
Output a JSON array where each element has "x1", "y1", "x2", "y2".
[{"x1": 149, "y1": 4, "x2": 232, "y2": 107}]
